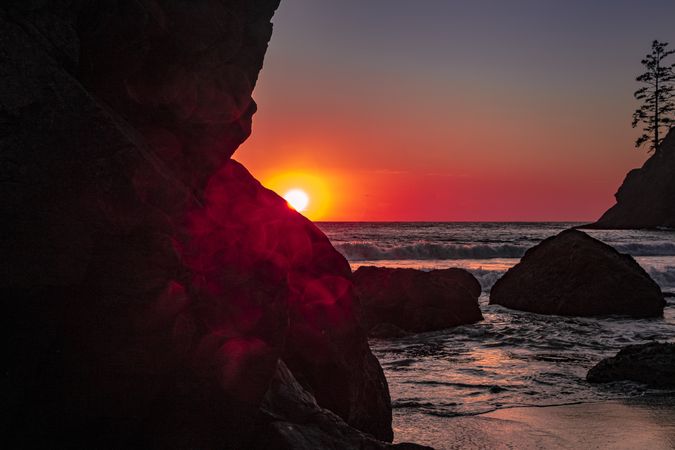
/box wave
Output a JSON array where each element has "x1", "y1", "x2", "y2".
[
  {"x1": 335, "y1": 242, "x2": 528, "y2": 261},
  {"x1": 475, "y1": 266, "x2": 675, "y2": 293},
  {"x1": 335, "y1": 241, "x2": 675, "y2": 261},
  {"x1": 470, "y1": 269, "x2": 506, "y2": 292},
  {"x1": 473, "y1": 265, "x2": 675, "y2": 293},
  {"x1": 615, "y1": 242, "x2": 675, "y2": 256},
  {"x1": 646, "y1": 266, "x2": 675, "y2": 290}
]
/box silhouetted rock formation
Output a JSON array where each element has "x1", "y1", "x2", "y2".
[
  {"x1": 489, "y1": 230, "x2": 665, "y2": 317},
  {"x1": 353, "y1": 267, "x2": 483, "y2": 334},
  {"x1": 591, "y1": 128, "x2": 675, "y2": 229},
  {"x1": 2, "y1": 0, "x2": 394, "y2": 447},
  {"x1": 587, "y1": 342, "x2": 675, "y2": 387}
]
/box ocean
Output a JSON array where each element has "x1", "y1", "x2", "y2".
[{"x1": 317, "y1": 222, "x2": 675, "y2": 444}]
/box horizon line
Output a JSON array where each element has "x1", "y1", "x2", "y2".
[{"x1": 313, "y1": 220, "x2": 591, "y2": 224}]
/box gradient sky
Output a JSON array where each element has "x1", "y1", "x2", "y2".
[{"x1": 237, "y1": 0, "x2": 675, "y2": 221}]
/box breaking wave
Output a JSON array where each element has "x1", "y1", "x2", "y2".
[
  {"x1": 335, "y1": 242, "x2": 528, "y2": 261},
  {"x1": 335, "y1": 241, "x2": 675, "y2": 261},
  {"x1": 470, "y1": 268, "x2": 506, "y2": 292},
  {"x1": 614, "y1": 242, "x2": 675, "y2": 256},
  {"x1": 646, "y1": 266, "x2": 675, "y2": 291}
]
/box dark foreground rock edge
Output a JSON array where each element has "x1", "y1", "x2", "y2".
[
  {"x1": 261, "y1": 360, "x2": 433, "y2": 450},
  {"x1": 1, "y1": 1, "x2": 415, "y2": 448},
  {"x1": 489, "y1": 229, "x2": 665, "y2": 317},
  {"x1": 587, "y1": 342, "x2": 675, "y2": 388}
]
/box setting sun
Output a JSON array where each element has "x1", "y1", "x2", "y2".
[
  {"x1": 259, "y1": 170, "x2": 334, "y2": 220},
  {"x1": 283, "y1": 188, "x2": 309, "y2": 212}
]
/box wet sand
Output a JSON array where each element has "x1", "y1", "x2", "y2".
[{"x1": 395, "y1": 397, "x2": 675, "y2": 449}]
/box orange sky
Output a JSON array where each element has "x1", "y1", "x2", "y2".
[{"x1": 237, "y1": 1, "x2": 674, "y2": 222}]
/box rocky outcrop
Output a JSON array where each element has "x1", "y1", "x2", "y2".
[
  {"x1": 181, "y1": 161, "x2": 393, "y2": 442},
  {"x1": 353, "y1": 267, "x2": 483, "y2": 334},
  {"x1": 489, "y1": 230, "x2": 665, "y2": 317},
  {"x1": 587, "y1": 342, "x2": 675, "y2": 387},
  {"x1": 591, "y1": 128, "x2": 675, "y2": 229},
  {"x1": 3, "y1": 1, "x2": 394, "y2": 447}
]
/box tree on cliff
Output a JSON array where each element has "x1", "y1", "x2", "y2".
[{"x1": 632, "y1": 40, "x2": 675, "y2": 155}]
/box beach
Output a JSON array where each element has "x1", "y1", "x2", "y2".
[{"x1": 392, "y1": 397, "x2": 675, "y2": 449}]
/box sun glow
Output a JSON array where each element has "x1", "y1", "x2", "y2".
[
  {"x1": 284, "y1": 189, "x2": 309, "y2": 212},
  {"x1": 262, "y1": 170, "x2": 333, "y2": 220}
]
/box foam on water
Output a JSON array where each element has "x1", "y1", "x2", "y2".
[
  {"x1": 317, "y1": 222, "x2": 675, "y2": 434},
  {"x1": 335, "y1": 242, "x2": 529, "y2": 261},
  {"x1": 336, "y1": 241, "x2": 675, "y2": 261},
  {"x1": 373, "y1": 294, "x2": 675, "y2": 418}
]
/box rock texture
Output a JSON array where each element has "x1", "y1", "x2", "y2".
[
  {"x1": 489, "y1": 230, "x2": 665, "y2": 317},
  {"x1": 591, "y1": 128, "x2": 675, "y2": 229},
  {"x1": 2, "y1": 1, "x2": 394, "y2": 447},
  {"x1": 259, "y1": 361, "x2": 432, "y2": 450},
  {"x1": 369, "y1": 323, "x2": 410, "y2": 339},
  {"x1": 587, "y1": 342, "x2": 675, "y2": 387},
  {"x1": 353, "y1": 267, "x2": 483, "y2": 334}
]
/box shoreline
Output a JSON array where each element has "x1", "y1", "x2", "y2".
[{"x1": 394, "y1": 397, "x2": 675, "y2": 449}]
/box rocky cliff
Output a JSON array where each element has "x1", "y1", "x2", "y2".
[
  {"x1": 592, "y1": 128, "x2": 675, "y2": 229},
  {"x1": 2, "y1": 1, "x2": 400, "y2": 447}
]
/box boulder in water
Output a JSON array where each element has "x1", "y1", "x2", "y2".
[
  {"x1": 489, "y1": 229, "x2": 665, "y2": 317},
  {"x1": 587, "y1": 342, "x2": 675, "y2": 387},
  {"x1": 353, "y1": 267, "x2": 483, "y2": 333}
]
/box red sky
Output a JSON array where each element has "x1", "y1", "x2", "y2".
[{"x1": 237, "y1": 0, "x2": 675, "y2": 221}]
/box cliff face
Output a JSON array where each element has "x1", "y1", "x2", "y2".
[
  {"x1": 2, "y1": 1, "x2": 394, "y2": 447},
  {"x1": 592, "y1": 128, "x2": 675, "y2": 229}
]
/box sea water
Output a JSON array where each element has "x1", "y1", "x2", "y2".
[{"x1": 317, "y1": 222, "x2": 675, "y2": 442}]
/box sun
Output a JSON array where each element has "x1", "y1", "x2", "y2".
[
  {"x1": 263, "y1": 171, "x2": 332, "y2": 220},
  {"x1": 283, "y1": 188, "x2": 309, "y2": 212}
]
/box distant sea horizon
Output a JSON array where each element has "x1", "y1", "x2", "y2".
[
  {"x1": 316, "y1": 222, "x2": 675, "y2": 285},
  {"x1": 316, "y1": 220, "x2": 588, "y2": 223}
]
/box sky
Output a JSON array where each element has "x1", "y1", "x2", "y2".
[{"x1": 237, "y1": 0, "x2": 675, "y2": 221}]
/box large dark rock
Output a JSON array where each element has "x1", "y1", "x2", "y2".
[
  {"x1": 587, "y1": 342, "x2": 675, "y2": 387},
  {"x1": 489, "y1": 229, "x2": 665, "y2": 317},
  {"x1": 353, "y1": 267, "x2": 483, "y2": 334},
  {"x1": 590, "y1": 128, "x2": 675, "y2": 229},
  {"x1": 3, "y1": 0, "x2": 394, "y2": 447},
  {"x1": 182, "y1": 161, "x2": 393, "y2": 442}
]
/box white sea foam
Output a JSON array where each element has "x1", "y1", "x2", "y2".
[
  {"x1": 614, "y1": 242, "x2": 675, "y2": 256},
  {"x1": 645, "y1": 266, "x2": 675, "y2": 290},
  {"x1": 458, "y1": 265, "x2": 675, "y2": 294},
  {"x1": 468, "y1": 268, "x2": 506, "y2": 292},
  {"x1": 335, "y1": 242, "x2": 528, "y2": 261},
  {"x1": 335, "y1": 241, "x2": 675, "y2": 261}
]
